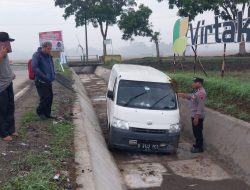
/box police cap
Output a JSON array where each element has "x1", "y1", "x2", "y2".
[{"x1": 193, "y1": 77, "x2": 204, "y2": 84}]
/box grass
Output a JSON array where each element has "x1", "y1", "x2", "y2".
[
  {"x1": 2, "y1": 169, "x2": 57, "y2": 190},
  {"x1": 238, "y1": 112, "x2": 249, "y2": 121},
  {"x1": 169, "y1": 71, "x2": 250, "y2": 121},
  {"x1": 132, "y1": 55, "x2": 250, "y2": 62},
  {"x1": 19, "y1": 111, "x2": 39, "y2": 136},
  {"x1": 2, "y1": 120, "x2": 75, "y2": 190},
  {"x1": 48, "y1": 121, "x2": 74, "y2": 160},
  {"x1": 103, "y1": 61, "x2": 121, "y2": 69},
  {"x1": 5, "y1": 152, "x2": 56, "y2": 190},
  {"x1": 2, "y1": 77, "x2": 75, "y2": 190},
  {"x1": 21, "y1": 111, "x2": 39, "y2": 126},
  {"x1": 54, "y1": 59, "x2": 71, "y2": 80}
]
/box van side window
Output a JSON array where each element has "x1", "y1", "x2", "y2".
[{"x1": 113, "y1": 78, "x2": 117, "y2": 99}]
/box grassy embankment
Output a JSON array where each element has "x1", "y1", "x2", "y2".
[
  {"x1": 2, "y1": 62, "x2": 76, "y2": 190},
  {"x1": 170, "y1": 71, "x2": 250, "y2": 122},
  {"x1": 54, "y1": 60, "x2": 71, "y2": 79},
  {"x1": 3, "y1": 115, "x2": 74, "y2": 190}
]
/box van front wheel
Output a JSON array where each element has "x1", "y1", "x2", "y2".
[{"x1": 107, "y1": 125, "x2": 113, "y2": 151}]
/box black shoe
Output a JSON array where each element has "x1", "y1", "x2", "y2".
[
  {"x1": 191, "y1": 147, "x2": 204, "y2": 153},
  {"x1": 46, "y1": 115, "x2": 57, "y2": 120},
  {"x1": 38, "y1": 114, "x2": 47, "y2": 120}
]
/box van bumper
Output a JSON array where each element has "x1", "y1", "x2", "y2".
[{"x1": 108, "y1": 126, "x2": 180, "y2": 153}]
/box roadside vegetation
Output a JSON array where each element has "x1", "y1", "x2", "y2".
[
  {"x1": 170, "y1": 71, "x2": 250, "y2": 122},
  {"x1": 103, "y1": 61, "x2": 119, "y2": 70},
  {"x1": 2, "y1": 122, "x2": 74, "y2": 190},
  {"x1": 54, "y1": 60, "x2": 71, "y2": 80},
  {"x1": 2, "y1": 120, "x2": 75, "y2": 190},
  {"x1": 1, "y1": 66, "x2": 77, "y2": 190}
]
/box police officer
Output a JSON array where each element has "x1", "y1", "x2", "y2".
[{"x1": 179, "y1": 77, "x2": 206, "y2": 153}]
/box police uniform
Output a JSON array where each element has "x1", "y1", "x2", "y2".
[{"x1": 187, "y1": 78, "x2": 206, "y2": 151}]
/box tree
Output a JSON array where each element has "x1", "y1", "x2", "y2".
[
  {"x1": 212, "y1": 1, "x2": 249, "y2": 54},
  {"x1": 119, "y1": 5, "x2": 161, "y2": 62},
  {"x1": 159, "y1": 0, "x2": 250, "y2": 54},
  {"x1": 150, "y1": 32, "x2": 161, "y2": 63},
  {"x1": 55, "y1": 0, "x2": 136, "y2": 56}
]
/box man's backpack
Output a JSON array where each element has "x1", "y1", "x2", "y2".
[
  {"x1": 28, "y1": 52, "x2": 42, "y2": 80},
  {"x1": 28, "y1": 59, "x2": 35, "y2": 80}
]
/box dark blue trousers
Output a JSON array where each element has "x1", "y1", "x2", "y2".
[
  {"x1": 35, "y1": 80, "x2": 53, "y2": 117},
  {"x1": 192, "y1": 118, "x2": 204, "y2": 149}
]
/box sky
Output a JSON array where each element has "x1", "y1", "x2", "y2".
[{"x1": 0, "y1": 0, "x2": 249, "y2": 59}]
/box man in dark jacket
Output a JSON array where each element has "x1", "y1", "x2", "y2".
[
  {"x1": 0, "y1": 32, "x2": 17, "y2": 141},
  {"x1": 32, "y1": 42, "x2": 55, "y2": 119}
]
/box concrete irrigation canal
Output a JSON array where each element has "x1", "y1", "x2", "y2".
[{"x1": 71, "y1": 65, "x2": 249, "y2": 190}]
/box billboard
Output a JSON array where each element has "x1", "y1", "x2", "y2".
[
  {"x1": 189, "y1": 11, "x2": 250, "y2": 45},
  {"x1": 172, "y1": 11, "x2": 250, "y2": 54},
  {"x1": 172, "y1": 17, "x2": 189, "y2": 54},
  {"x1": 39, "y1": 31, "x2": 64, "y2": 52}
]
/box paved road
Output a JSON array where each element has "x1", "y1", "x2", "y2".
[
  {"x1": 11, "y1": 65, "x2": 28, "y2": 92},
  {"x1": 79, "y1": 74, "x2": 249, "y2": 190}
]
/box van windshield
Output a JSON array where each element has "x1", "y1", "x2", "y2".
[{"x1": 117, "y1": 80, "x2": 177, "y2": 110}]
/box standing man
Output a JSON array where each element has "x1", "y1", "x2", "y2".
[
  {"x1": 0, "y1": 32, "x2": 17, "y2": 141},
  {"x1": 32, "y1": 42, "x2": 55, "y2": 119},
  {"x1": 179, "y1": 77, "x2": 206, "y2": 153}
]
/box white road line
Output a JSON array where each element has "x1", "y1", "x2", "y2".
[{"x1": 14, "y1": 85, "x2": 31, "y2": 102}]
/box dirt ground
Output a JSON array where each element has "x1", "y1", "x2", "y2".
[{"x1": 0, "y1": 80, "x2": 77, "y2": 189}]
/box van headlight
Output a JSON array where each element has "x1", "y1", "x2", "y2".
[
  {"x1": 169, "y1": 123, "x2": 181, "y2": 133},
  {"x1": 112, "y1": 118, "x2": 129, "y2": 130}
]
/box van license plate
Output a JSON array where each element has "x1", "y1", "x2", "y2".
[{"x1": 138, "y1": 143, "x2": 159, "y2": 151}]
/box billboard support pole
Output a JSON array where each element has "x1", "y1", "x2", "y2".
[
  {"x1": 191, "y1": 46, "x2": 208, "y2": 77},
  {"x1": 85, "y1": 14, "x2": 89, "y2": 63},
  {"x1": 173, "y1": 53, "x2": 176, "y2": 73},
  {"x1": 198, "y1": 57, "x2": 208, "y2": 77},
  {"x1": 221, "y1": 43, "x2": 226, "y2": 78},
  {"x1": 191, "y1": 34, "x2": 208, "y2": 77},
  {"x1": 193, "y1": 37, "x2": 198, "y2": 75},
  {"x1": 177, "y1": 54, "x2": 184, "y2": 71}
]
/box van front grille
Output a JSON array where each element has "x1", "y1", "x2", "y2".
[{"x1": 131, "y1": 127, "x2": 167, "y2": 134}]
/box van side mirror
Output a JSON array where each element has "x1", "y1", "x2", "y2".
[{"x1": 107, "y1": 90, "x2": 114, "y2": 100}]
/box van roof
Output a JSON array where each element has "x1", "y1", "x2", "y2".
[{"x1": 112, "y1": 64, "x2": 171, "y2": 83}]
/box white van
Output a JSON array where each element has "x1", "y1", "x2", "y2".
[{"x1": 106, "y1": 64, "x2": 181, "y2": 153}]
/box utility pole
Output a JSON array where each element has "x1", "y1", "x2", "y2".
[{"x1": 85, "y1": 13, "x2": 89, "y2": 63}]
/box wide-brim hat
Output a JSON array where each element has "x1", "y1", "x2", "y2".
[{"x1": 0, "y1": 32, "x2": 15, "y2": 42}]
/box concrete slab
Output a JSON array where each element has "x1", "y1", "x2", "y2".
[
  {"x1": 179, "y1": 98, "x2": 250, "y2": 185},
  {"x1": 120, "y1": 163, "x2": 168, "y2": 189},
  {"x1": 73, "y1": 100, "x2": 96, "y2": 190},
  {"x1": 168, "y1": 158, "x2": 231, "y2": 181},
  {"x1": 72, "y1": 69, "x2": 126, "y2": 190}
]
